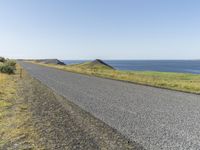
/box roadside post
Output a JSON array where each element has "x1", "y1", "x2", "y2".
[{"x1": 20, "y1": 68, "x2": 22, "y2": 78}]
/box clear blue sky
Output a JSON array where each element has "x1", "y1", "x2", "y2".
[{"x1": 0, "y1": 0, "x2": 199, "y2": 60}]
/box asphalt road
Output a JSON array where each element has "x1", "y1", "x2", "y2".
[{"x1": 20, "y1": 62, "x2": 200, "y2": 150}]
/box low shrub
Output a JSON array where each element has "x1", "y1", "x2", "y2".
[
  {"x1": 0, "y1": 64, "x2": 15, "y2": 74},
  {"x1": 5, "y1": 60, "x2": 16, "y2": 67},
  {"x1": 0, "y1": 57, "x2": 5, "y2": 62},
  {"x1": 0, "y1": 60, "x2": 16, "y2": 74}
]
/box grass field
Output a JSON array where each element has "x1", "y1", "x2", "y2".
[
  {"x1": 30, "y1": 61, "x2": 200, "y2": 94},
  {"x1": 0, "y1": 66, "x2": 42, "y2": 149}
]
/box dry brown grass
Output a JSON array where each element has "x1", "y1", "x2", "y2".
[{"x1": 0, "y1": 66, "x2": 43, "y2": 149}]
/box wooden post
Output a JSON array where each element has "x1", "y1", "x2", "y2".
[{"x1": 20, "y1": 68, "x2": 22, "y2": 78}]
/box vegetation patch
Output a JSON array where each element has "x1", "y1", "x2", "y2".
[
  {"x1": 0, "y1": 57, "x2": 16, "y2": 74},
  {"x1": 0, "y1": 57, "x2": 5, "y2": 63},
  {"x1": 30, "y1": 60, "x2": 200, "y2": 94}
]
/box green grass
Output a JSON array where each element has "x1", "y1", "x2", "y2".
[{"x1": 30, "y1": 61, "x2": 200, "y2": 94}]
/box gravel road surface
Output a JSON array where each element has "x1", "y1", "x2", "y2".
[{"x1": 20, "y1": 62, "x2": 200, "y2": 150}]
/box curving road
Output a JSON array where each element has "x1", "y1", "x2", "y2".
[{"x1": 20, "y1": 62, "x2": 200, "y2": 150}]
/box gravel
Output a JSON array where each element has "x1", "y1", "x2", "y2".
[{"x1": 20, "y1": 62, "x2": 200, "y2": 150}]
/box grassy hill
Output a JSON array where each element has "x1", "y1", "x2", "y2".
[{"x1": 66, "y1": 59, "x2": 114, "y2": 70}]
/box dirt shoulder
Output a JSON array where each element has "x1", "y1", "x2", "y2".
[{"x1": 12, "y1": 69, "x2": 144, "y2": 149}]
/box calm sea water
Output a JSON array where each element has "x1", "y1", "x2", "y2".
[{"x1": 63, "y1": 60, "x2": 200, "y2": 74}]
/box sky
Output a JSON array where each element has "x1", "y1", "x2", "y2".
[{"x1": 0, "y1": 0, "x2": 200, "y2": 60}]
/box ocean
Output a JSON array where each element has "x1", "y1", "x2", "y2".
[{"x1": 63, "y1": 60, "x2": 200, "y2": 74}]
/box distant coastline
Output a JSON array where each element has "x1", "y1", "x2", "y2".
[{"x1": 63, "y1": 60, "x2": 200, "y2": 74}]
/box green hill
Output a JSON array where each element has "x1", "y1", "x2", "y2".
[{"x1": 67, "y1": 59, "x2": 114, "y2": 70}]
